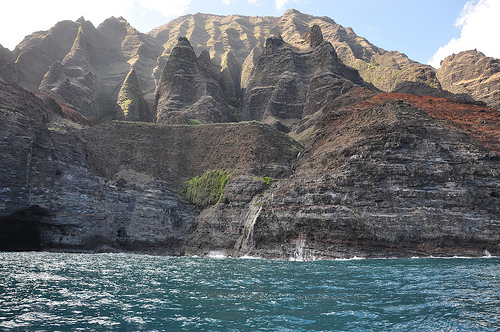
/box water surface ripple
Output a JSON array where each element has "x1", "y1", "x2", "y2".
[{"x1": 0, "y1": 252, "x2": 498, "y2": 331}]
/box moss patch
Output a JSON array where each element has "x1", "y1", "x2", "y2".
[
  {"x1": 253, "y1": 176, "x2": 272, "y2": 185},
  {"x1": 180, "y1": 169, "x2": 231, "y2": 208},
  {"x1": 187, "y1": 118, "x2": 201, "y2": 125}
]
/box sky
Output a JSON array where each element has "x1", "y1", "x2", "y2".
[{"x1": 1, "y1": 0, "x2": 499, "y2": 68}]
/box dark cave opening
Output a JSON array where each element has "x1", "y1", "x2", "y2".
[{"x1": 0, "y1": 206, "x2": 49, "y2": 251}]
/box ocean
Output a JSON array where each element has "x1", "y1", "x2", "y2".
[{"x1": 0, "y1": 252, "x2": 498, "y2": 331}]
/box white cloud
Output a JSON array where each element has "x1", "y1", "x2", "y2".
[
  {"x1": 275, "y1": 0, "x2": 299, "y2": 12},
  {"x1": 275, "y1": 0, "x2": 290, "y2": 10},
  {"x1": 223, "y1": 0, "x2": 233, "y2": 5},
  {"x1": 248, "y1": 0, "x2": 258, "y2": 4},
  {"x1": 0, "y1": 0, "x2": 126, "y2": 50},
  {"x1": 428, "y1": 0, "x2": 500, "y2": 68},
  {"x1": 136, "y1": 0, "x2": 191, "y2": 17},
  {"x1": 0, "y1": 0, "x2": 191, "y2": 51}
]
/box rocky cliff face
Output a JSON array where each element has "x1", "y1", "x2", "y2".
[
  {"x1": 437, "y1": 50, "x2": 500, "y2": 110},
  {"x1": 1, "y1": 12, "x2": 500, "y2": 259},
  {"x1": 0, "y1": 44, "x2": 12, "y2": 67},
  {"x1": 238, "y1": 25, "x2": 365, "y2": 130},
  {"x1": 0, "y1": 81, "x2": 196, "y2": 253},
  {"x1": 155, "y1": 37, "x2": 232, "y2": 124},
  {"x1": 182, "y1": 90, "x2": 500, "y2": 259},
  {"x1": 0, "y1": 81, "x2": 302, "y2": 253},
  {"x1": 82, "y1": 120, "x2": 302, "y2": 190},
  {"x1": 248, "y1": 99, "x2": 499, "y2": 259},
  {"x1": 1, "y1": 70, "x2": 499, "y2": 258}
]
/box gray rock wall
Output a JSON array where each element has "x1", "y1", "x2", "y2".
[{"x1": 0, "y1": 81, "x2": 195, "y2": 254}]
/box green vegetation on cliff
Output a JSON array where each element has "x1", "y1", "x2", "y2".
[
  {"x1": 187, "y1": 118, "x2": 201, "y2": 125},
  {"x1": 253, "y1": 176, "x2": 273, "y2": 186},
  {"x1": 180, "y1": 169, "x2": 231, "y2": 208}
]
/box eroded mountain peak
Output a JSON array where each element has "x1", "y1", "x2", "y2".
[{"x1": 308, "y1": 24, "x2": 323, "y2": 47}]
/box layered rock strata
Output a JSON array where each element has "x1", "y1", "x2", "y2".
[
  {"x1": 186, "y1": 98, "x2": 500, "y2": 258},
  {"x1": 154, "y1": 37, "x2": 232, "y2": 124},
  {"x1": 0, "y1": 81, "x2": 302, "y2": 254},
  {"x1": 0, "y1": 81, "x2": 195, "y2": 253}
]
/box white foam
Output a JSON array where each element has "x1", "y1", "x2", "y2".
[
  {"x1": 240, "y1": 255, "x2": 262, "y2": 260},
  {"x1": 207, "y1": 251, "x2": 227, "y2": 258}
]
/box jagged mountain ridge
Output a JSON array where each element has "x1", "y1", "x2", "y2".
[
  {"x1": 148, "y1": 9, "x2": 439, "y2": 93},
  {"x1": 2, "y1": 9, "x2": 485, "y2": 121},
  {"x1": 237, "y1": 25, "x2": 366, "y2": 129},
  {"x1": 0, "y1": 16, "x2": 161, "y2": 120}
]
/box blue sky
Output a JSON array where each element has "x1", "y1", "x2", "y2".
[{"x1": 1, "y1": 0, "x2": 499, "y2": 68}]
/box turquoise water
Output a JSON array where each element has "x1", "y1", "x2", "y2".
[{"x1": 0, "y1": 252, "x2": 499, "y2": 331}]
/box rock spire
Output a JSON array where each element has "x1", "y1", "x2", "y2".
[
  {"x1": 115, "y1": 68, "x2": 153, "y2": 122},
  {"x1": 155, "y1": 37, "x2": 232, "y2": 124}
]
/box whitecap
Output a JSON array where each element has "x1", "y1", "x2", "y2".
[
  {"x1": 334, "y1": 256, "x2": 367, "y2": 261},
  {"x1": 207, "y1": 251, "x2": 227, "y2": 258},
  {"x1": 240, "y1": 255, "x2": 262, "y2": 260}
]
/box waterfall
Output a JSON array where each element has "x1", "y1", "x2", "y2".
[
  {"x1": 233, "y1": 203, "x2": 262, "y2": 256},
  {"x1": 26, "y1": 135, "x2": 35, "y2": 206},
  {"x1": 244, "y1": 205, "x2": 262, "y2": 248}
]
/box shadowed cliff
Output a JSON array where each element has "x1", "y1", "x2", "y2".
[
  {"x1": 238, "y1": 25, "x2": 366, "y2": 131},
  {"x1": 154, "y1": 37, "x2": 233, "y2": 124}
]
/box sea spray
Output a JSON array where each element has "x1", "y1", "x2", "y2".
[{"x1": 291, "y1": 237, "x2": 315, "y2": 261}]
